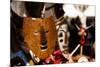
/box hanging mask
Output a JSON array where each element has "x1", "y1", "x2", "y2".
[
  {"x1": 57, "y1": 24, "x2": 70, "y2": 59},
  {"x1": 22, "y1": 16, "x2": 57, "y2": 60}
]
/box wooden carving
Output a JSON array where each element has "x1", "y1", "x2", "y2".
[{"x1": 22, "y1": 16, "x2": 57, "y2": 59}]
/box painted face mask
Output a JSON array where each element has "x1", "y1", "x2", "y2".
[
  {"x1": 22, "y1": 16, "x2": 57, "y2": 60},
  {"x1": 57, "y1": 24, "x2": 70, "y2": 59}
]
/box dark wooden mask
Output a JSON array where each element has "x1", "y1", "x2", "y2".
[{"x1": 22, "y1": 16, "x2": 57, "y2": 59}]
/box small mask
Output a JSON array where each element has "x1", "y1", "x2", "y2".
[{"x1": 57, "y1": 24, "x2": 70, "y2": 58}]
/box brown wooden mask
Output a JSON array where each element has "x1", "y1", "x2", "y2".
[{"x1": 22, "y1": 16, "x2": 57, "y2": 59}]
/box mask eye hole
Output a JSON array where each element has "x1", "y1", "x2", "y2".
[
  {"x1": 59, "y1": 33, "x2": 63, "y2": 37},
  {"x1": 45, "y1": 30, "x2": 49, "y2": 33},
  {"x1": 34, "y1": 31, "x2": 38, "y2": 33},
  {"x1": 33, "y1": 31, "x2": 39, "y2": 35},
  {"x1": 60, "y1": 39, "x2": 63, "y2": 42}
]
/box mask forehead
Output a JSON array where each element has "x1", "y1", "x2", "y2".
[{"x1": 23, "y1": 16, "x2": 57, "y2": 59}]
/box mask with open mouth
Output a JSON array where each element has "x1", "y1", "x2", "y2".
[{"x1": 22, "y1": 16, "x2": 57, "y2": 60}]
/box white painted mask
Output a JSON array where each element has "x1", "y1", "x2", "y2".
[{"x1": 57, "y1": 24, "x2": 70, "y2": 58}]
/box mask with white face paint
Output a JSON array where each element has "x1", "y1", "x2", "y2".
[{"x1": 57, "y1": 24, "x2": 70, "y2": 59}]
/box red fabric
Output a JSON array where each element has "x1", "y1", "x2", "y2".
[
  {"x1": 45, "y1": 50, "x2": 63, "y2": 64},
  {"x1": 79, "y1": 26, "x2": 85, "y2": 46},
  {"x1": 80, "y1": 36, "x2": 85, "y2": 45}
]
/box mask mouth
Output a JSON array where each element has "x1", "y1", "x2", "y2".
[
  {"x1": 40, "y1": 40, "x2": 47, "y2": 51},
  {"x1": 41, "y1": 45, "x2": 47, "y2": 51},
  {"x1": 62, "y1": 45, "x2": 68, "y2": 49},
  {"x1": 62, "y1": 49, "x2": 69, "y2": 54}
]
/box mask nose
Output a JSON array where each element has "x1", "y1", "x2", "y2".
[
  {"x1": 41, "y1": 39, "x2": 47, "y2": 45},
  {"x1": 40, "y1": 26, "x2": 47, "y2": 49}
]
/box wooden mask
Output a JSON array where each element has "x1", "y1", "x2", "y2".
[
  {"x1": 22, "y1": 16, "x2": 57, "y2": 59},
  {"x1": 57, "y1": 24, "x2": 70, "y2": 59}
]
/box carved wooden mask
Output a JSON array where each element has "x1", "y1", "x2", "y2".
[
  {"x1": 23, "y1": 16, "x2": 57, "y2": 59},
  {"x1": 58, "y1": 24, "x2": 70, "y2": 59}
]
